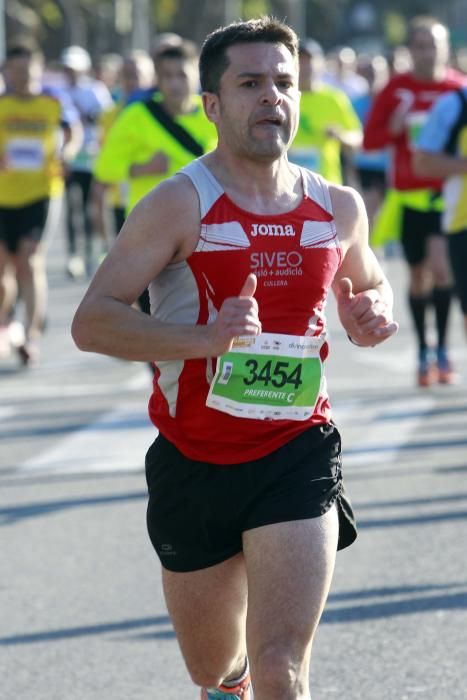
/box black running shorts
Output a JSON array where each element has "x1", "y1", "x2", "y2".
[
  {"x1": 400, "y1": 205, "x2": 443, "y2": 266},
  {"x1": 0, "y1": 198, "x2": 50, "y2": 253},
  {"x1": 145, "y1": 422, "x2": 357, "y2": 572},
  {"x1": 356, "y1": 167, "x2": 386, "y2": 192}
]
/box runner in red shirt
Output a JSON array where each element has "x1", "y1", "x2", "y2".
[
  {"x1": 364, "y1": 16, "x2": 465, "y2": 386},
  {"x1": 72, "y1": 17, "x2": 398, "y2": 700}
]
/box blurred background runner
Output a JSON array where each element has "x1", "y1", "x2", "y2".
[
  {"x1": 363, "y1": 16, "x2": 466, "y2": 387},
  {"x1": 93, "y1": 39, "x2": 216, "y2": 315},
  {"x1": 415, "y1": 84, "x2": 467, "y2": 341},
  {"x1": 59, "y1": 45, "x2": 113, "y2": 279},
  {"x1": 0, "y1": 44, "x2": 81, "y2": 365}
]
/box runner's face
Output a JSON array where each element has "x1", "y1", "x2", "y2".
[
  {"x1": 5, "y1": 56, "x2": 41, "y2": 94},
  {"x1": 298, "y1": 52, "x2": 324, "y2": 90},
  {"x1": 157, "y1": 57, "x2": 199, "y2": 106},
  {"x1": 409, "y1": 26, "x2": 449, "y2": 78},
  {"x1": 120, "y1": 59, "x2": 141, "y2": 96},
  {"x1": 207, "y1": 42, "x2": 299, "y2": 160}
]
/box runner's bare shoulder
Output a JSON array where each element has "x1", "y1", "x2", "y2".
[
  {"x1": 122, "y1": 172, "x2": 202, "y2": 262},
  {"x1": 328, "y1": 182, "x2": 369, "y2": 253}
]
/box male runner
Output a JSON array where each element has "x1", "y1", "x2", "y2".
[
  {"x1": 72, "y1": 18, "x2": 398, "y2": 700},
  {"x1": 60, "y1": 45, "x2": 112, "y2": 278},
  {"x1": 415, "y1": 86, "x2": 467, "y2": 339},
  {"x1": 0, "y1": 45, "x2": 80, "y2": 364},
  {"x1": 363, "y1": 16, "x2": 465, "y2": 386},
  {"x1": 93, "y1": 40, "x2": 217, "y2": 215}
]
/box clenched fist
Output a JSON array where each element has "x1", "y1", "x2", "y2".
[
  {"x1": 337, "y1": 277, "x2": 398, "y2": 347},
  {"x1": 207, "y1": 273, "x2": 262, "y2": 356}
]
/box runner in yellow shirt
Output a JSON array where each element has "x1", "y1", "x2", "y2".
[
  {"x1": 94, "y1": 40, "x2": 217, "y2": 320},
  {"x1": 0, "y1": 45, "x2": 81, "y2": 364},
  {"x1": 94, "y1": 41, "x2": 217, "y2": 216},
  {"x1": 289, "y1": 39, "x2": 362, "y2": 184}
]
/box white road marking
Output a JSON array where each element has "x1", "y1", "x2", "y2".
[
  {"x1": 0, "y1": 406, "x2": 17, "y2": 421},
  {"x1": 0, "y1": 369, "x2": 151, "y2": 401},
  {"x1": 14, "y1": 393, "x2": 439, "y2": 478},
  {"x1": 10, "y1": 366, "x2": 465, "y2": 478},
  {"x1": 334, "y1": 395, "x2": 436, "y2": 467},
  {"x1": 16, "y1": 405, "x2": 157, "y2": 476}
]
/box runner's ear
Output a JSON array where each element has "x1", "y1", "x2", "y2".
[{"x1": 239, "y1": 273, "x2": 257, "y2": 298}]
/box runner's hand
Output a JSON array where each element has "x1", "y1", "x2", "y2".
[
  {"x1": 144, "y1": 151, "x2": 169, "y2": 174},
  {"x1": 207, "y1": 273, "x2": 262, "y2": 356},
  {"x1": 337, "y1": 277, "x2": 398, "y2": 347}
]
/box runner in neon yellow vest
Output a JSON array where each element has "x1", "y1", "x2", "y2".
[{"x1": 94, "y1": 43, "x2": 217, "y2": 215}]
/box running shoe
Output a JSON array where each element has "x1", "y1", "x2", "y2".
[
  {"x1": 66, "y1": 255, "x2": 85, "y2": 280},
  {"x1": 201, "y1": 674, "x2": 252, "y2": 699},
  {"x1": 8, "y1": 320, "x2": 26, "y2": 349},
  {"x1": 436, "y1": 347, "x2": 456, "y2": 384},
  {"x1": 417, "y1": 349, "x2": 437, "y2": 387},
  {"x1": 17, "y1": 340, "x2": 40, "y2": 367}
]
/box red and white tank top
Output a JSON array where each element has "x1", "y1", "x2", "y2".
[{"x1": 148, "y1": 159, "x2": 342, "y2": 464}]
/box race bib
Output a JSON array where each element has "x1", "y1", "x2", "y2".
[
  {"x1": 406, "y1": 111, "x2": 427, "y2": 150},
  {"x1": 6, "y1": 138, "x2": 45, "y2": 170},
  {"x1": 206, "y1": 332, "x2": 323, "y2": 421}
]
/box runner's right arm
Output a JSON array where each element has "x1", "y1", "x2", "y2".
[{"x1": 71, "y1": 175, "x2": 260, "y2": 361}]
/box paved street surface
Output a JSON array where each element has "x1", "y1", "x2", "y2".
[{"x1": 1, "y1": 220, "x2": 466, "y2": 700}]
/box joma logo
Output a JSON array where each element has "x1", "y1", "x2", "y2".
[{"x1": 251, "y1": 223, "x2": 295, "y2": 237}]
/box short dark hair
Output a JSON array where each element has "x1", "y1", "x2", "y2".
[
  {"x1": 6, "y1": 44, "x2": 37, "y2": 61},
  {"x1": 298, "y1": 39, "x2": 324, "y2": 58},
  {"x1": 407, "y1": 16, "x2": 449, "y2": 46},
  {"x1": 153, "y1": 40, "x2": 199, "y2": 73},
  {"x1": 199, "y1": 16, "x2": 298, "y2": 94}
]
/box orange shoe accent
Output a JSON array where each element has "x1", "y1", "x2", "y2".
[
  {"x1": 417, "y1": 363, "x2": 438, "y2": 387},
  {"x1": 201, "y1": 673, "x2": 252, "y2": 699},
  {"x1": 438, "y1": 364, "x2": 456, "y2": 384}
]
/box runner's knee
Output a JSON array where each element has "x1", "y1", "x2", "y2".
[
  {"x1": 187, "y1": 654, "x2": 246, "y2": 689},
  {"x1": 253, "y1": 641, "x2": 307, "y2": 696}
]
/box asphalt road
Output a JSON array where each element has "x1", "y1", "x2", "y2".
[{"x1": 1, "y1": 221, "x2": 466, "y2": 700}]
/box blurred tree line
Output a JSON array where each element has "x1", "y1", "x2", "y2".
[{"x1": 5, "y1": 0, "x2": 467, "y2": 60}]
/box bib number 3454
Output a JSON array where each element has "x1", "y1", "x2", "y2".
[{"x1": 206, "y1": 333, "x2": 323, "y2": 421}]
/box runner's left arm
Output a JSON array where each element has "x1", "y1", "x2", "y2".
[{"x1": 331, "y1": 185, "x2": 398, "y2": 347}]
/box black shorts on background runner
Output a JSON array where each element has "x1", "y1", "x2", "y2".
[
  {"x1": 400, "y1": 205, "x2": 443, "y2": 266},
  {"x1": 0, "y1": 198, "x2": 50, "y2": 253},
  {"x1": 145, "y1": 422, "x2": 357, "y2": 572},
  {"x1": 357, "y1": 167, "x2": 386, "y2": 191}
]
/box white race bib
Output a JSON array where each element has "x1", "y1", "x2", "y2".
[{"x1": 6, "y1": 138, "x2": 45, "y2": 170}]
